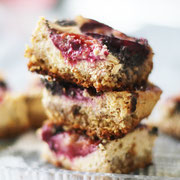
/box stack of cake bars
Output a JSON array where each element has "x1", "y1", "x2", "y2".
[{"x1": 25, "y1": 16, "x2": 162, "y2": 173}]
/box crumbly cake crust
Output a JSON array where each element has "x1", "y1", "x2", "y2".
[
  {"x1": 42, "y1": 125, "x2": 156, "y2": 173},
  {"x1": 25, "y1": 16, "x2": 153, "y2": 92},
  {"x1": 42, "y1": 82, "x2": 162, "y2": 139}
]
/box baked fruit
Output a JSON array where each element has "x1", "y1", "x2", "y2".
[
  {"x1": 42, "y1": 79, "x2": 162, "y2": 139},
  {"x1": 40, "y1": 122, "x2": 157, "y2": 173},
  {"x1": 25, "y1": 16, "x2": 153, "y2": 92}
]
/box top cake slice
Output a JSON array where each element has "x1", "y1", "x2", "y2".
[{"x1": 25, "y1": 16, "x2": 153, "y2": 92}]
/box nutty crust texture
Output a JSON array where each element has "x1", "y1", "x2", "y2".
[
  {"x1": 42, "y1": 81, "x2": 162, "y2": 139},
  {"x1": 25, "y1": 16, "x2": 153, "y2": 92},
  {"x1": 41, "y1": 125, "x2": 156, "y2": 173}
]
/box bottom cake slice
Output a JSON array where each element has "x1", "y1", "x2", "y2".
[{"x1": 40, "y1": 122, "x2": 157, "y2": 173}]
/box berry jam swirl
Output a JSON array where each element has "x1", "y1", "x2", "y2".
[
  {"x1": 50, "y1": 30, "x2": 109, "y2": 65},
  {"x1": 49, "y1": 18, "x2": 150, "y2": 67},
  {"x1": 42, "y1": 124, "x2": 100, "y2": 160}
]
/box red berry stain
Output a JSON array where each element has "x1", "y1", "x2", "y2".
[
  {"x1": 50, "y1": 30, "x2": 109, "y2": 65},
  {"x1": 42, "y1": 124, "x2": 100, "y2": 160}
]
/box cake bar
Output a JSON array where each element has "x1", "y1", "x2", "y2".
[
  {"x1": 42, "y1": 79, "x2": 161, "y2": 139},
  {"x1": 25, "y1": 16, "x2": 153, "y2": 92}
]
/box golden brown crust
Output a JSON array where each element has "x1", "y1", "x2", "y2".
[
  {"x1": 27, "y1": 59, "x2": 152, "y2": 92},
  {"x1": 42, "y1": 83, "x2": 162, "y2": 139}
]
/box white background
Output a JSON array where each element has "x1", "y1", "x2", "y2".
[{"x1": 0, "y1": 0, "x2": 180, "y2": 97}]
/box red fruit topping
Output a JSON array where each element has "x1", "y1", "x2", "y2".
[
  {"x1": 50, "y1": 30, "x2": 109, "y2": 65},
  {"x1": 42, "y1": 124, "x2": 100, "y2": 160},
  {"x1": 86, "y1": 33, "x2": 149, "y2": 67}
]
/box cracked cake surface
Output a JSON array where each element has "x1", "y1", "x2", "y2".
[{"x1": 25, "y1": 16, "x2": 153, "y2": 92}]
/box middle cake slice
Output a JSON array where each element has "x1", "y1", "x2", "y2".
[{"x1": 42, "y1": 79, "x2": 162, "y2": 139}]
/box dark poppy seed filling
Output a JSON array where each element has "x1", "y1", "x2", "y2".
[
  {"x1": 50, "y1": 30, "x2": 109, "y2": 65},
  {"x1": 42, "y1": 79, "x2": 101, "y2": 101},
  {"x1": 80, "y1": 18, "x2": 150, "y2": 67},
  {"x1": 41, "y1": 124, "x2": 100, "y2": 160},
  {"x1": 49, "y1": 19, "x2": 149, "y2": 67},
  {"x1": 130, "y1": 92, "x2": 138, "y2": 113},
  {"x1": 86, "y1": 33, "x2": 149, "y2": 67}
]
